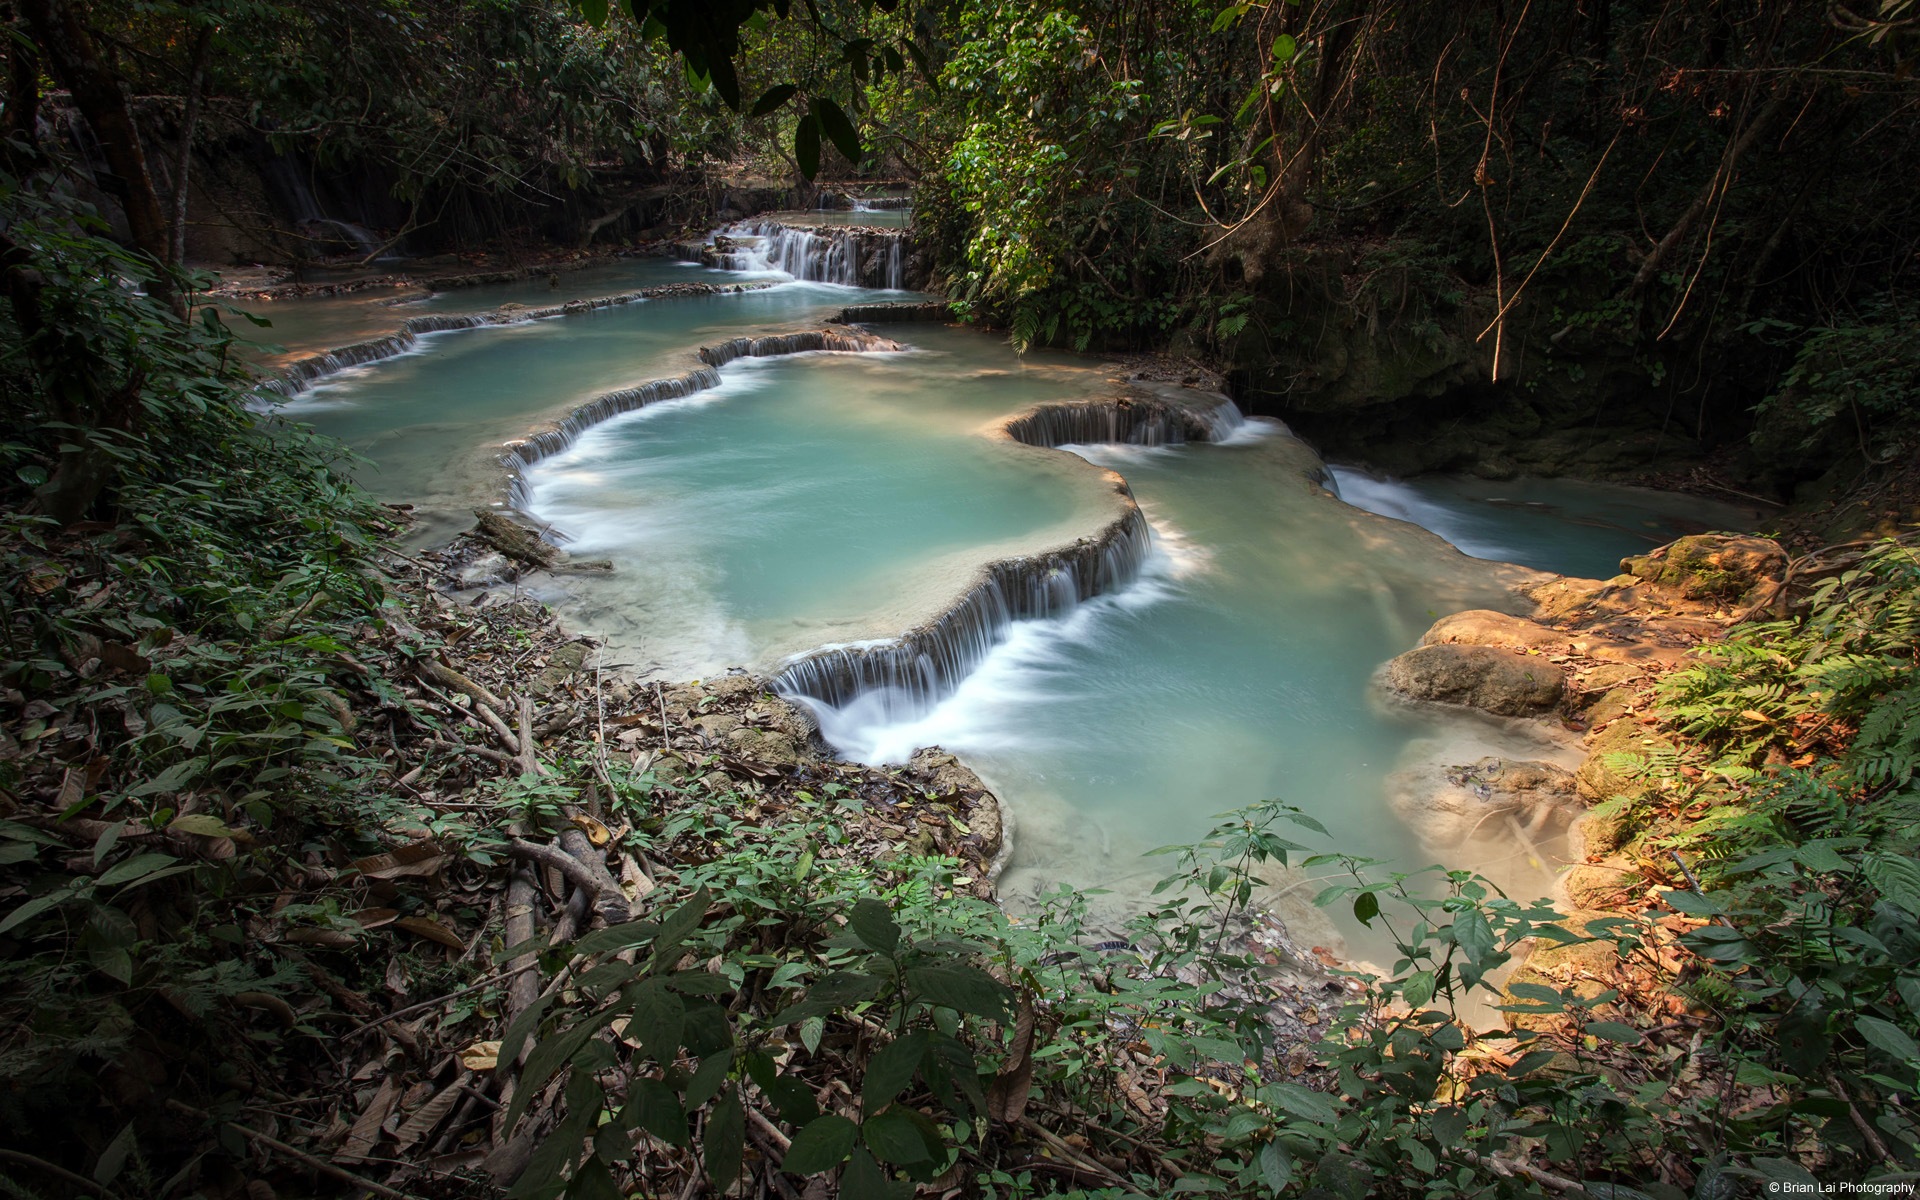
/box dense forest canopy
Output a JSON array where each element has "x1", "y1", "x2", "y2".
[{"x1": 3, "y1": 1, "x2": 1920, "y2": 1198}]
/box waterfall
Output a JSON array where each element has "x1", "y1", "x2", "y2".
[
  {"x1": 501, "y1": 328, "x2": 904, "y2": 509},
  {"x1": 769, "y1": 388, "x2": 1242, "y2": 721},
  {"x1": 772, "y1": 505, "x2": 1153, "y2": 716},
  {"x1": 697, "y1": 220, "x2": 913, "y2": 289},
  {"x1": 852, "y1": 196, "x2": 912, "y2": 211},
  {"x1": 741, "y1": 220, "x2": 858, "y2": 285},
  {"x1": 884, "y1": 237, "x2": 904, "y2": 290}
]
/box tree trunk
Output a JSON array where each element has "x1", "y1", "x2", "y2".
[
  {"x1": 170, "y1": 21, "x2": 213, "y2": 266},
  {"x1": 1, "y1": 230, "x2": 146, "y2": 525},
  {"x1": 1626, "y1": 89, "x2": 1789, "y2": 300},
  {"x1": 17, "y1": 0, "x2": 181, "y2": 313},
  {"x1": 2, "y1": 3, "x2": 42, "y2": 156}
]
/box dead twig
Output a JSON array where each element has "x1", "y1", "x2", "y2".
[
  {"x1": 163, "y1": 1101, "x2": 425, "y2": 1200},
  {"x1": 0, "y1": 1149, "x2": 125, "y2": 1199}
]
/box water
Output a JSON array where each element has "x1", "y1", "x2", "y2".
[
  {"x1": 266, "y1": 272, "x2": 907, "y2": 543},
  {"x1": 1328, "y1": 466, "x2": 1762, "y2": 580},
  {"x1": 228, "y1": 256, "x2": 729, "y2": 366},
  {"x1": 524, "y1": 331, "x2": 1132, "y2": 678},
  {"x1": 788, "y1": 207, "x2": 913, "y2": 228},
  {"x1": 257, "y1": 262, "x2": 1747, "y2": 959}
]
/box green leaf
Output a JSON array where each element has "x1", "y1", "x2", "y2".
[
  {"x1": 1661, "y1": 888, "x2": 1723, "y2": 917},
  {"x1": 862, "y1": 1030, "x2": 927, "y2": 1112},
  {"x1": 704, "y1": 1088, "x2": 745, "y2": 1189},
  {"x1": 1856, "y1": 1015, "x2": 1920, "y2": 1064},
  {"x1": 1403, "y1": 970, "x2": 1436, "y2": 1009},
  {"x1": 168, "y1": 813, "x2": 233, "y2": 838},
  {"x1": 622, "y1": 1078, "x2": 687, "y2": 1147},
  {"x1": 840, "y1": 1147, "x2": 910, "y2": 1200},
  {"x1": 750, "y1": 83, "x2": 798, "y2": 117},
  {"x1": 848, "y1": 897, "x2": 899, "y2": 953},
  {"x1": 1260, "y1": 1081, "x2": 1337, "y2": 1125},
  {"x1": 686, "y1": 1049, "x2": 735, "y2": 1107},
  {"x1": 630, "y1": 979, "x2": 686, "y2": 1060},
  {"x1": 572, "y1": 920, "x2": 662, "y2": 958},
  {"x1": 575, "y1": 0, "x2": 608, "y2": 26},
  {"x1": 1865, "y1": 852, "x2": 1920, "y2": 915},
  {"x1": 1585, "y1": 1021, "x2": 1645, "y2": 1045},
  {"x1": 1271, "y1": 33, "x2": 1297, "y2": 63},
  {"x1": 1429, "y1": 1107, "x2": 1469, "y2": 1147},
  {"x1": 811, "y1": 97, "x2": 862, "y2": 165},
  {"x1": 0, "y1": 884, "x2": 83, "y2": 935},
  {"x1": 904, "y1": 964, "x2": 1012, "y2": 1020},
  {"x1": 97, "y1": 852, "x2": 178, "y2": 887},
  {"x1": 860, "y1": 1108, "x2": 933, "y2": 1164},
  {"x1": 1258, "y1": 1140, "x2": 1292, "y2": 1191},
  {"x1": 93, "y1": 1123, "x2": 136, "y2": 1186},
  {"x1": 565, "y1": 1157, "x2": 623, "y2": 1200},
  {"x1": 781, "y1": 1114, "x2": 857, "y2": 1175},
  {"x1": 1352, "y1": 891, "x2": 1379, "y2": 926},
  {"x1": 795, "y1": 115, "x2": 821, "y2": 179}
]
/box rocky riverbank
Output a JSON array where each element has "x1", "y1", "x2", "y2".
[{"x1": 1375, "y1": 531, "x2": 1796, "y2": 1029}]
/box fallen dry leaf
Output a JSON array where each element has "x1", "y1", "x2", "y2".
[{"x1": 392, "y1": 915, "x2": 465, "y2": 950}]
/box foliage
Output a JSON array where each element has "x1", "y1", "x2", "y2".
[
  {"x1": 1750, "y1": 302, "x2": 1920, "y2": 470},
  {"x1": 0, "y1": 172, "x2": 411, "y2": 1179}
]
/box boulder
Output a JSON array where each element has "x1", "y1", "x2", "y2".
[
  {"x1": 1582, "y1": 686, "x2": 1638, "y2": 729},
  {"x1": 722, "y1": 727, "x2": 806, "y2": 766},
  {"x1": 1380, "y1": 644, "x2": 1565, "y2": 717},
  {"x1": 1388, "y1": 757, "x2": 1583, "y2": 849},
  {"x1": 1420, "y1": 610, "x2": 1565, "y2": 652},
  {"x1": 1619, "y1": 533, "x2": 1787, "y2": 602},
  {"x1": 907, "y1": 747, "x2": 1003, "y2": 862}
]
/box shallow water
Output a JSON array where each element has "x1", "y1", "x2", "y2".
[
  {"x1": 227, "y1": 256, "x2": 733, "y2": 364},
  {"x1": 266, "y1": 275, "x2": 912, "y2": 543},
  {"x1": 769, "y1": 208, "x2": 913, "y2": 229},
  {"x1": 523, "y1": 332, "x2": 1132, "y2": 677},
  {"x1": 1328, "y1": 466, "x2": 1761, "y2": 580},
  {"x1": 257, "y1": 264, "x2": 1745, "y2": 958}
]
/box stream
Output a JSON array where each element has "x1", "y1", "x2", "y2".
[{"x1": 251, "y1": 233, "x2": 1754, "y2": 957}]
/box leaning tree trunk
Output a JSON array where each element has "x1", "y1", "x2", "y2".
[
  {"x1": 17, "y1": 0, "x2": 181, "y2": 314},
  {"x1": 170, "y1": 21, "x2": 212, "y2": 266}
]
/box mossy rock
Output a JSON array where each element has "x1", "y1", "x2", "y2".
[
  {"x1": 1583, "y1": 686, "x2": 1638, "y2": 728},
  {"x1": 1619, "y1": 534, "x2": 1786, "y2": 601},
  {"x1": 530, "y1": 642, "x2": 590, "y2": 696}
]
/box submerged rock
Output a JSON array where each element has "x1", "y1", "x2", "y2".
[
  {"x1": 1380, "y1": 643, "x2": 1565, "y2": 716},
  {"x1": 1388, "y1": 756, "x2": 1583, "y2": 849}
]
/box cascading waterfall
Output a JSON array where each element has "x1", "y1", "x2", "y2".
[
  {"x1": 772, "y1": 389, "x2": 1245, "y2": 723},
  {"x1": 741, "y1": 220, "x2": 858, "y2": 285},
  {"x1": 772, "y1": 505, "x2": 1153, "y2": 717},
  {"x1": 852, "y1": 196, "x2": 913, "y2": 211},
  {"x1": 884, "y1": 238, "x2": 904, "y2": 290},
  {"x1": 501, "y1": 329, "x2": 904, "y2": 509},
  {"x1": 696, "y1": 220, "x2": 913, "y2": 289}
]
